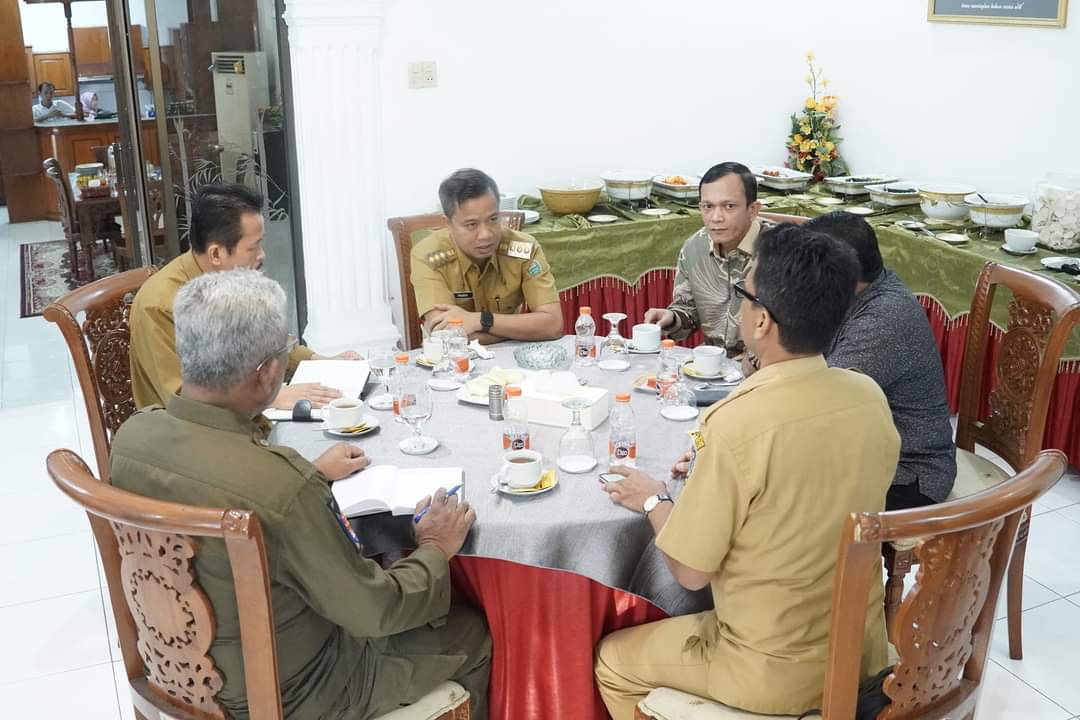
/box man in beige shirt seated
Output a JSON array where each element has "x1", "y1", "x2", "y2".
[
  {"x1": 595, "y1": 224, "x2": 901, "y2": 717},
  {"x1": 130, "y1": 183, "x2": 358, "y2": 410}
]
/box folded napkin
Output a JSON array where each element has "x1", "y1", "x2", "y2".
[{"x1": 469, "y1": 339, "x2": 494, "y2": 360}]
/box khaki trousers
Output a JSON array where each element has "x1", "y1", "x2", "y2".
[{"x1": 595, "y1": 612, "x2": 714, "y2": 720}]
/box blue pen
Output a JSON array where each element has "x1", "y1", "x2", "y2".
[{"x1": 414, "y1": 484, "x2": 463, "y2": 524}]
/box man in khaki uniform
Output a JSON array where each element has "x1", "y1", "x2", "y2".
[
  {"x1": 410, "y1": 168, "x2": 563, "y2": 343},
  {"x1": 597, "y1": 224, "x2": 900, "y2": 718},
  {"x1": 130, "y1": 183, "x2": 356, "y2": 410},
  {"x1": 112, "y1": 269, "x2": 491, "y2": 720},
  {"x1": 644, "y1": 162, "x2": 770, "y2": 355}
]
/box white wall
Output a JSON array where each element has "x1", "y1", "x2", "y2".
[
  {"x1": 20, "y1": 1, "x2": 110, "y2": 52},
  {"x1": 379, "y1": 0, "x2": 1079, "y2": 216}
]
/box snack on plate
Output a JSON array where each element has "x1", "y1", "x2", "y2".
[
  {"x1": 763, "y1": 169, "x2": 782, "y2": 177},
  {"x1": 661, "y1": 175, "x2": 689, "y2": 186},
  {"x1": 464, "y1": 366, "x2": 526, "y2": 397}
]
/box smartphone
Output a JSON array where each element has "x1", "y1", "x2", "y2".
[{"x1": 598, "y1": 473, "x2": 623, "y2": 484}]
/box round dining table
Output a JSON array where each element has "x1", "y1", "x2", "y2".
[{"x1": 273, "y1": 337, "x2": 714, "y2": 720}]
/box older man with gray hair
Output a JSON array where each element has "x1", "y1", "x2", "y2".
[{"x1": 110, "y1": 269, "x2": 491, "y2": 720}]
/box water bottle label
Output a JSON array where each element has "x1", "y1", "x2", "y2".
[
  {"x1": 609, "y1": 441, "x2": 637, "y2": 460},
  {"x1": 576, "y1": 344, "x2": 595, "y2": 359},
  {"x1": 503, "y1": 433, "x2": 531, "y2": 451}
]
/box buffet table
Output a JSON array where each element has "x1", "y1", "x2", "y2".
[
  {"x1": 419, "y1": 189, "x2": 1080, "y2": 463},
  {"x1": 274, "y1": 339, "x2": 711, "y2": 720}
]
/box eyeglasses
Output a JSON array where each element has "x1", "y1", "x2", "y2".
[
  {"x1": 256, "y1": 335, "x2": 298, "y2": 372},
  {"x1": 733, "y1": 281, "x2": 780, "y2": 324}
]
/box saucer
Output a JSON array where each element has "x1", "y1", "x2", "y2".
[
  {"x1": 681, "y1": 362, "x2": 726, "y2": 380},
  {"x1": 399, "y1": 436, "x2": 439, "y2": 455},
  {"x1": 661, "y1": 406, "x2": 699, "y2": 421},
  {"x1": 640, "y1": 208, "x2": 671, "y2": 217},
  {"x1": 789, "y1": 193, "x2": 814, "y2": 200},
  {"x1": 937, "y1": 233, "x2": 969, "y2": 245},
  {"x1": 817, "y1": 197, "x2": 845, "y2": 206},
  {"x1": 427, "y1": 378, "x2": 462, "y2": 391},
  {"x1": 1001, "y1": 244, "x2": 1038, "y2": 256},
  {"x1": 598, "y1": 359, "x2": 631, "y2": 372},
  {"x1": 496, "y1": 469, "x2": 558, "y2": 496},
  {"x1": 846, "y1": 206, "x2": 874, "y2": 216},
  {"x1": 368, "y1": 393, "x2": 394, "y2": 411},
  {"x1": 683, "y1": 363, "x2": 742, "y2": 382},
  {"x1": 587, "y1": 214, "x2": 618, "y2": 224},
  {"x1": 628, "y1": 342, "x2": 660, "y2": 354},
  {"x1": 325, "y1": 414, "x2": 380, "y2": 438},
  {"x1": 897, "y1": 220, "x2": 925, "y2": 231}
]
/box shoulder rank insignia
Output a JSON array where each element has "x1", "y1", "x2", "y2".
[
  {"x1": 425, "y1": 247, "x2": 457, "y2": 269},
  {"x1": 503, "y1": 239, "x2": 534, "y2": 260},
  {"x1": 327, "y1": 497, "x2": 362, "y2": 552},
  {"x1": 689, "y1": 429, "x2": 706, "y2": 452}
]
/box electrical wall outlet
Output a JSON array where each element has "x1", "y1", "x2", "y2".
[{"x1": 408, "y1": 61, "x2": 438, "y2": 89}]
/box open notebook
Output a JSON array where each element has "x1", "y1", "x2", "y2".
[
  {"x1": 264, "y1": 360, "x2": 371, "y2": 420},
  {"x1": 332, "y1": 466, "x2": 463, "y2": 517}
]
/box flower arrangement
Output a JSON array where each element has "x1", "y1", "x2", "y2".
[{"x1": 786, "y1": 52, "x2": 848, "y2": 180}]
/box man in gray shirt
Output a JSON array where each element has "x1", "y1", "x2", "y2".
[{"x1": 806, "y1": 212, "x2": 956, "y2": 508}]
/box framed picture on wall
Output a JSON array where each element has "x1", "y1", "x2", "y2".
[{"x1": 928, "y1": 0, "x2": 1068, "y2": 26}]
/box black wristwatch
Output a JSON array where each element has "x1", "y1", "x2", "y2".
[{"x1": 480, "y1": 310, "x2": 494, "y2": 333}]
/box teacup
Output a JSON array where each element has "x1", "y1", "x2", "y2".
[
  {"x1": 632, "y1": 323, "x2": 661, "y2": 352},
  {"x1": 495, "y1": 449, "x2": 543, "y2": 489},
  {"x1": 1004, "y1": 228, "x2": 1037, "y2": 253},
  {"x1": 693, "y1": 345, "x2": 726, "y2": 376},
  {"x1": 327, "y1": 398, "x2": 365, "y2": 429},
  {"x1": 422, "y1": 337, "x2": 444, "y2": 363}
]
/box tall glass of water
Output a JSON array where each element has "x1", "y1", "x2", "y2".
[
  {"x1": 399, "y1": 378, "x2": 437, "y2": 455},
  {"x1": 368, "y1": 346, "x2": 397, "y2": 408}
]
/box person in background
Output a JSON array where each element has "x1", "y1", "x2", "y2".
[
  {"x1": 130, "y1": 183, "x2": 359, "y2": 410},
  {"x1": 595, "y1": 224, "x2": 899, "y2": 718},
  {"x1": 643, "y1": 161, "x2": 772, "y2": 355},
  {"x1": 113, "y1": 269, "x2": 491, "y2": 719},
  {"x1": 80, "y1": 91, "x2": 99, "y2": 120},
  {"x1": 410, "y1": 168, "x2": 564, "y2": 343},
  {"x1": 804, "y1": 211, "x2": 956, "y2": 508},
  {"x1": 32, "y1": 82, "x2": 76, "y2": 121}
]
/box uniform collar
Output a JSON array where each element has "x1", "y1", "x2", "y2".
[
  {"x1": 456, "y1": 228, "x2": 508, "y2": 277},
  {"x1": 178, "y1": 251, "x2": 205, "y2": 281},
  {"x1": 708, "y1": 219, "x2": 760, "y2": 260},
  {"x1": 724, "y1": 355, "x2": 828, "y2": 404},
  {"x1": 167, "y1": 394, "x2": 266, "y2": 437}
]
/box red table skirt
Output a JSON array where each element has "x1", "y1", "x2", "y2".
[
  {"x1": 452, "y1": 556, "x2": 668, "y2": 720},
  {"x1": 558, "y1": 273, "x2": 1080, "y2": 465}
]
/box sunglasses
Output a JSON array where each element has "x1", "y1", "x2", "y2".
[{"x1": 733, "y1": 281, "x2": 780, "y2": 324}]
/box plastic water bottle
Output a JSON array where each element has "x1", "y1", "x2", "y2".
[
  {"x1": 446, "y1": 318, "x2": 470, "y2": 381},
  {"x1": 656, "y1": 339, "x2": 678, "y2": 401},
  {"x1": 574, "y1": 306, "x2": 596, "y2": 367},
  {"x1": 390, "y1": 353, "x2": 411, "y2": 423},
  {"x1": 502, "y1": 386, "x2": 531, "y2": 450},
  {"x1": 608, "y1": 392, "x2": 637, "y2": 467}
]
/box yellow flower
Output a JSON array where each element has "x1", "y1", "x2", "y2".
[
  {"x1": 823, "y1": 94, "x2": 838, "y2": 109},
  {"x1": 809, "y1": 139, "x2": 819, "y2": 149},
  {"x1": 806, "y1": 51, "x2": 815, "y2": 62},
  {"x1": 825, "y1": 141, "x2": 835, "y2": 151},
  {"x1": 805, "y1": 97, "x2": 816, "y2": 110},
  {"x1": 793, "y1": 134, "x2": 804, "y2": 144},
  {"x1": 815, "y1": 101, "x2": 826, "y2": 113},
  {"x1": 800, "y1": 124, "x2": 811, "y2": 134},
  {"x1": 800, "y1": 140, "x2": 812, "y2": 153}
]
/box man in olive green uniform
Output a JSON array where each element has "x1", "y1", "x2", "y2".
[
  {"x1": 112, "y1": 269, "x2": 490, "y2": 719},
  {"x1": 644, "y1": 162, "x2": 770, "y2": 355},
  {"x1": 130, "y1": 183, "x2": 356, "y2": 410},
  {"x1": 410, "y1": 168, "x2": 563, "y2": 343},
  {"x1": 597, "y1": 225, "x2": 899, "y2": 718}
]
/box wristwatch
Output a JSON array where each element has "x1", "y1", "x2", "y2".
[
  {"x1": 480, "y1": 310, "x2": 494, "y2": 333},
  {"x1": 643, "y1": 493, "x2": 673, "y2": 516}
]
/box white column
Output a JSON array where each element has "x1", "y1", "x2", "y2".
[{"x1": 283, "y1": 0, "x2": 399, "y2": 353}]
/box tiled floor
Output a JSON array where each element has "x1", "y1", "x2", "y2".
[{"x1": 1, "y1": 207, "x2": 1080, "y2": 719}]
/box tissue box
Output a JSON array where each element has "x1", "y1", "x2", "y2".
[{"x1": 519, "y1": 372, "x2": 610, "y2": 429}]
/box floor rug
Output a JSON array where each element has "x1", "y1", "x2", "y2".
[{"x1": 19, "y1": 240, "x2": 117, "y2": 318}]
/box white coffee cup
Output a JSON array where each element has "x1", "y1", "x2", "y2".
[
  {"x1": 693, "y1": 345, "x2": 726, "y2": 375},
  {"x1": 632, "y1": 323, "x2": 661, "y2": 351},
  {"x1": 327, "y1": 398, "x2": 365, "y2": 428},
  {"x1": 495, "y1": 449, "x2": 543, "y2": 489},
  {"x1": 1004, "y1": 228, "x2": 1037, "y2": 253},
  {"x1": 422, "y1": 337, "x2": 444, "y2": 362}
]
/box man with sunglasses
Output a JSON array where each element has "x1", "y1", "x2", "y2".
[
  {"x1": 596, "y1": 224, "x2": 900, "y2": 717},
  {"x1": 643, "y1": 162, "x2": 771, "y2": 354}
]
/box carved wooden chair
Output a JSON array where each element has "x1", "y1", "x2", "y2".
[
  {"x1": 47, "y1": 448, "x2": 473, "y2": 720},
  {"x1": 635, "y1": 450, "x2": 1066, "y2": 720},
  {"x1": 387, "y1": 211, "x2": 525, "y2": 350},
  {"x1": 43, "y1": 157, "x2": 86, "y2": 278},
  {"x1": 884, "y1": 261, "x2": 1080, "y2": 660},
  {"x1": 43, "y1": 267, "x2": 157, "y2": 482}
]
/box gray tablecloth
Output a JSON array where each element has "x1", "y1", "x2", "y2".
[{"x1": 272, "y1": 337, "x2": 712, "y2": 617}]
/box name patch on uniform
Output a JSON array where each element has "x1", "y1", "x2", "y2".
[
  {"x1": 453, "y1": 291, "x2": 474, "y2": 300},
  {"x1": 689, "y1": 430, "x2": 706, "y2": 452},
  {"x1": 507, "y1": 240, "x2": 533, "y2": 259},
  {"x1": 327, "y1": 497, "x2": 362, "y2": 552},
  {"x1": 527, "y1": 260, "x2": 542, "y2": 276}
]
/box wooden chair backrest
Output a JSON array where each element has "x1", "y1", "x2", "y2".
[
  {"x1": 759, "y1": 211, "x2": 808, "y2": 225},
  {"x1": 47, "y1": 449, "x2": 282, "y2": 720},
  {"x1": 955, "y1": 262, "x2": 1080, "y2": 472},
  {"x1": 820, "y1": 450, "x2": 1065, "y2": 719},
  {"x1": 43, "y1": 157, "x2": 78, "y2": 238},
  {"x1": 43, "y1": 267, "x2": 157, "y2": 481},
  {"x1": 387, "y1": 211, "x2": 525, "y2": 350}
]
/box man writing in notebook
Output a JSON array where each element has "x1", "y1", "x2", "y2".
[
  {"x1": 129, "y1": 183, "x2": 359, "y2": 410},
  {"x1": 595, "y1": 224, "x2": 899, "y2": 717},
  {"x1": 112, "y1": 268, "x2": 491, "y2": 719}
]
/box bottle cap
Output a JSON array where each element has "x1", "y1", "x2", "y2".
[
  {"x1": 661, "y1": 339, "x2": 675, "y2": 348},
  {"x1": 395, "y1": 353, "x2": 409, "y2": 363},
  {"x1": 615, "y1": 392, "x2": 631, "y2": 402},
  {"x1": 506, "y1": 386, "x2": 522, "y2": 397},
  {"x1": 580, "y1": 306, "x2": 592, "y2": 314}
]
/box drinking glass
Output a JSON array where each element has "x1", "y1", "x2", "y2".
[
  {"x1": 399, "y1": 379, "x2": 437, "y2": 454},
  {"x1": 367, "y1": 346, "x2": 397, "y2": 406},
  {"x1": 558, "y1": 396, "x2": 597, "y2": 473},
  {"x1": 599, "y1": 312, "x2": 629, "y2": 365}
]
